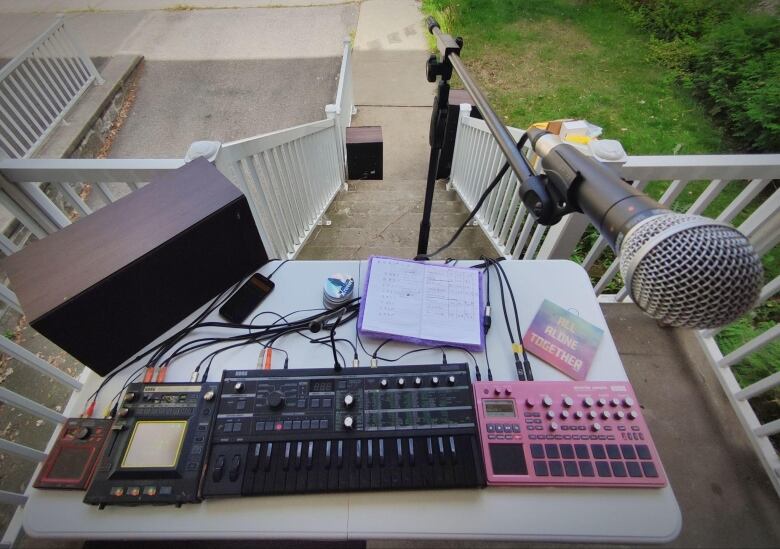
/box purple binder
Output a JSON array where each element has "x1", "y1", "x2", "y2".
[{"x1": 357, "y1": 256, "x2": 485, "y2": 351}]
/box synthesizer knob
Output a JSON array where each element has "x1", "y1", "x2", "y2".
[
  {"x1": 562, "y1": 396, "x2": 573, "y2": 408},
  {"x1": 542, "y1": 396, "x2": 553, "y2": 408},
  {"x1": 431, "y1": 376, "x2": 439, "y2": 386},
  {"x1": 397, "y1": 378, "x2": 405, "y2": 388},
  {"x1": 597, "y1": 398, "x2": 606, "y2": 407},
  {"x1": 267, "y1": 391, "x2": 285, "y2": 410},
  {"x1": 588, "y1": 410, "x2": 597, "y2": 420},
  {"x1": 234, "y1": 382, "x2": 244, "y2": 393},
  {"x1": 343, "y1": 416, "x2": 354, "y2": 430},
  {"x1": 574, "y1": 410, "x2": 583, "y2": 420},
  {"x1": 546, "y1": 410, "x2": 555, "y2": 420},
  {"x1": 343, "y1": 394, "x2": 355, "y2": 408},
  {"x1": 601, "y1": 411, "x2": 611, "y2": 420},
  {"x1": 610, "y1": 398, "x2": 620, "y2": 407},
  {"x1": 592, "y1": 422, "x2": 602, "y2": 432},
  {"x1": 623, "y1": 397, "x2": 635, "y2": 408},
  {"x1": 414, "y1": 377, "x2": 422, "y2": 387},
  {"x1": 560, "y1": 410, "x2": 569, "y2": 420},
  {"x1": 549, "y1": 421, "x2": 559, "y2": 432},
  {"x1": 504, "y1": 388, "x2": 512, "y2": 395},
  {"x1": 583, "y1": 397, "x2": 594, "y2": 408},
  {"x1": 628, "y1": 410, "x2": 639, "y2": 420},
  {"x1": 123, "y1": 392, "x2": 136, "y2": 403},
  {"x1": 380, "y1": 379, "x2": 388, "y2": 389},
  {"x1": 73, "y1": 426, "x2": 91, "y2": 440},
  {"x1": 614, "y1": 411, "x2": 625, "y2": 420},
  {"x1": 494, "y1": 387, "x2": 502, "y2": 395},
  {"x1": 525, "y1": 398, "x2": 536, "y2": 408},
  {"x1": 117, "y1": 407, "x2": 130, "y2": 418},
  {"x1": 203, "y1": 390, "x2": 215, "y2": 402},
  {"x1": 447, "y1": 375, "x2": 456, "y2": 385}
]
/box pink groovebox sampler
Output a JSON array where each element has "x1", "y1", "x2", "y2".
[{"x1": 473, "y1": 380, "x2": 667, "y2": 488}]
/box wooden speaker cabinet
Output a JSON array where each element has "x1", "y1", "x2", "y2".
[{"x1": 2, "y1": 158, "x2": 268, "y2": 376}]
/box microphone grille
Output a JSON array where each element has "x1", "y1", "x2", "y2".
[{"x1": 619, "y1": 213, "x2": 763, "y2": 329}]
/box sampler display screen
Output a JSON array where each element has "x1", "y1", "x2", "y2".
[
  {"x1": 484, "y1": 399, "x2": 516, "y2": 418},
  {"x1": 121, "y1": 421, "x2": 187, "y2": 469}
]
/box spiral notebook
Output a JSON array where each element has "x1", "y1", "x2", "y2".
[{"x1": 358, "y1": 256, "x2": 484, "y2": 350}]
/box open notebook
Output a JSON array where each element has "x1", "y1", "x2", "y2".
[{"x1": 358, "y1": 257, "x2": 484, "y2": 350}]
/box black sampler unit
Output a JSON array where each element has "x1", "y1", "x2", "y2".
[{"x1": 84, "y1": 382, "x2": 220, "y2": 508}]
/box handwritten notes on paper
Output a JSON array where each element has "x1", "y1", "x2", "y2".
[{"x1": 359, "y1": 257, "x2": 483, "y2": 349}]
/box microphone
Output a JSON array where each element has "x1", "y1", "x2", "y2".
[{"x1": 527, "y1": 128, "x2": 763, "y2": 329}]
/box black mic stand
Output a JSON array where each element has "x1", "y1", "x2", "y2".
[
  {"x1": 416, "y1": 18, "x2": 563, "y2": 258},
  {"x1": 416, "y1": 33, "x2": 460, "y2": 257}
]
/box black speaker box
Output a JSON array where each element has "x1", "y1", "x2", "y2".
[
  {"x1": 437, "y1": 89, "x2": 482, "y2": 179},
  {"x1": 346, "y1": 126, "x2": 383, "y2": 180},
  {"x1": 2, "y1": 158, "x2": 268, "y2": 376}
]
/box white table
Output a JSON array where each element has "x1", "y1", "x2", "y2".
[{"x1": 24, "y1": 260, "x2": 681, "y2": 543}]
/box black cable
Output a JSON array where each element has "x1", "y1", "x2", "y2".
[
  {"x1": 372, "y1": 338, "x2": 393, "y2": 362},
  {"x1": 85, "y1": 276, "x2": 245, "y2": 411},
  {"x1": 493, "y1": 258, "x2": 533, "y2": 380},
  {"x1": 416, "y1": 134, "x2": 528, "y2": 261},
  {"x1": 265, "y1": 259, "x2": 290, "y2": 279},
  {"x1": 92, "y1": 258, "x2": 290, "y2": 411},
  {"x1": 311, "y1": 336, "x2": 358, "y2": 357},
  {"x1": 198, "y1": 305, "x2": 360, "y2": 380},
  {"x1": 484, "y1": 257, "x2": 525, "y2": 381}
]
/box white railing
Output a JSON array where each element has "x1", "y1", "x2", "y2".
[
  {"x1": 0, "y1": 159, "x2": 182, "y2": 547},
  {"x1": 0, "y1": 37, "x2": 352, "y2": 547},
  {"x1": 326, "y1": 37, "x2": 355, "y2": 180},
  {"x1": 449, "y1": 106, "x2": 780, "y2": 496},
  {"x1": 0, "y1": 16, "x2": 104, "y2": 159},
  {"x1": 215, "y1": 118, "x2": 345, "y2": 259},
  {"x1": 0, "y1": 128, "x2": 344, "y2": 542},
  {"x1": 214, "y1": 37, "x2": 351, "y2": 260}
]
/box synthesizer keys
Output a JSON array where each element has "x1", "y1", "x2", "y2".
[{"x1": 203, "y1": 364, "x2": 485, "y2": 497}]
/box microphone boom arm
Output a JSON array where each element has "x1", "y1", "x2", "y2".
[{"x1": 427, "y1": 20, "x2": 562, "y2": 226}]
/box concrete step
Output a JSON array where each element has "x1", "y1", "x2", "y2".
[
  {"x1": 326, "y1": 210, "x2": 475, "y2": 229},
  {"x1": 36, "y1": 54, "x2": 142, "y2": 158},
  {"x1": 297, "y1": 242, "x2": 494, "y2": 261}
]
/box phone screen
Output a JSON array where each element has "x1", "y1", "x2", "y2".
[{"x1": 219, "y1": 274, "x2": 275, "y2": 323}]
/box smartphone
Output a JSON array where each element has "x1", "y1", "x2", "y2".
[{"x1": 219, "y1": 273, "x2": 275, "y2": 323}]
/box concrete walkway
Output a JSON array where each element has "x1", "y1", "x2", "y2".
[
  {"x1": 298, "y1": 0, "x2": 496, "y2": 260},
  {"x1": 0, "y1": 2, "x2": 359, "y2": 158}
]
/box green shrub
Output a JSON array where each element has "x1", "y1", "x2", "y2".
[
  {"x1": 689, "y1": 15, "x2": 780, "y2": 151},
  {"x1": 621, "y1": 1, "x2": 779, "y2": 151},
  {"x1": 620, "y1": 0, "x2": 748, "y2": 40}
]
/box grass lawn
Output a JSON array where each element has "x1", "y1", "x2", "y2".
[{"x1": 422, "y1": 0, "x2": 778, "y2": 426}]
